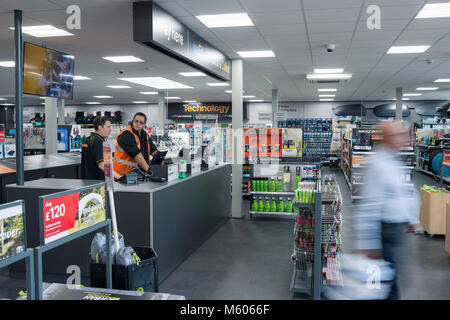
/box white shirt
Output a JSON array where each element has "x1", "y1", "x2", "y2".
[{"x1": 354, "y1": 146, "x2": 420, "y2": 250}]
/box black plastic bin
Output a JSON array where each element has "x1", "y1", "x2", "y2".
[{"x1": 90, "y1": 247, "x2": 158, "y2": 292}]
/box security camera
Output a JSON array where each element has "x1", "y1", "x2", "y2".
[
  {"x1": 426, "y1": 59, "x2": 434, "y2": 65},
  {"x1": 118, "y1": 70, "x2": 124, "y2": 75},
  {"x1": 326, "y1": 44, "x2": 336, "y2": 53}
]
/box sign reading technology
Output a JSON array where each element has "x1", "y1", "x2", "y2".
[
  {"x1": 168, "y1": 102, "x2": 233, "y2": 120},
  {"x1": 133, "y1": 1, "x2": 231, "y2": 81}
]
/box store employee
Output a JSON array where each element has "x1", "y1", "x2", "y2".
[
  {"x1": 81, "y1": 116, "x2": 122, "y2": 180},
  {"x1": 113, "y1": 112, "x2": 157, "y2": 176}
]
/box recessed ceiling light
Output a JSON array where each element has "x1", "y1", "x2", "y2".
[
  {"x1": 416, "y1": 87, "x2": 438, "y2": 90},
  {"x1": 314, "y1": 68, "x2": 344, "y2": 74},
  {"x1": 132, "y1": 101, "x2": 148, "y2": 104},
  {"x1": 225, "y1": 90, "x2": 245, "y2": 93},
  {"x1": 139, "y1": 92, "x2": 158, "y2": 95},
  {"x1": 93, "y1": 96, "x2": 113, "y2": 99},
  {"x1": 102, "y1": 56, "x2": 144, "y2": 63},
  {"x1": 403, "y1": 98, "x2": 410, "y2": 100},
  {"x1": 387, "y1": 46, "x2": 430, "y2": 54},
  {"x1": 74, "y1": 75, "x2": 91, "y2": 80},
  {"x1": 0, "y1": 61, "x2": 14, "y2": 67},
  {"x1": 10, "y1": 25, "x2": 73, "y2": 37},
  {"x1": 183, "y1": 101, "x2": 197, "y2": 103},
  {"x1": 434, "y1": 79, "x2": 450, "y2": 83},
  {"x1": 237, "y1": 51, "x2": 275, "y2": 58},
  {"x1": 40, "y1": 97, "x2": 46, "y2": 99},
  {"x1": 249, "y1": 99, "x2": 263, "y2": 102},
  {"x1": 416, "y1": 3, "x2": 450, "y2": 19},
  {"x1": 85, "y1": 102, "x2": 101, "y2": 105},
  {"x1": 196, "y1": 13, "x2": 254, "y2": 28},
  {"x1": 107, "y1": 85, "x2": 131, "y2": 89},
  {"x1": 319, "y1": 94, "x2": 335, "y2": 97},
  {"x1": 0, "y1": 98, "x2": 7, "y2": 101},
  {"x1": 243, "y1": 95, "x2": 256, "y2": 98},
  {"x1": 306, "y1": 73, "x2": 352, "y2": 80},
  {"x1": 320, "y1": 99, "x2": 334, "y2": 102},
  {"x1": 119, "y1": 77, "x2": 192, "y2": 89},
  {"x1": 403, "y1": 93, "x2": 422, "y2": 97},
  {"x1": 178, "y1": 72, "x2": 206, "y2": 77},
  {"x1": 318, "y1": 88, "x2": 337, "y2": 92},
  {"x1": 206, "y1": 82, "x2": 229, "y2": 87},
  {"x1": 165, "y1": 97, "x2": 181, "y2": 99}
]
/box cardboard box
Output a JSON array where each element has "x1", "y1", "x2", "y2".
[
  {"x1": 419, "y1": 188, "x2": 450, "y2": 235},
  {"x1": 446, "y1": 204, "x2": 450, "y2": 254}
]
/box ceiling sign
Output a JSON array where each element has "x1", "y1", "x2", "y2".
[{"x1": 133, "y1": 1, "x2": 231, "y2": 81}]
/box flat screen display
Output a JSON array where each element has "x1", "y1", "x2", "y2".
[
  {"x1": 57, "y1": 127, "x2": 70, "y2": 152},
  {"x1": 23, "y1": 42, "x2": 75, "y2": 99}
]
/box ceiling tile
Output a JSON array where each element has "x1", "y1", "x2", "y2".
[
  {"x1": 249, "y1": 11, "x2": 302, "y2": 25},
  {"x1": 240, "y1": 0, "x2": 301, "y2": 13},
  {"x1": 305, "y1": 7, "x2": 361, "y2": 23},
  {"x1": 179, "y1": 0, "x2": 245, "y2": 16}
]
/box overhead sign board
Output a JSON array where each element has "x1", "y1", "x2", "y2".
[
  {"x1": 133, "y1": 1, "x2": 231, "y2": 81},
  {"x1": 168, "y1": 102, "x2": 248, "y2": 120}
]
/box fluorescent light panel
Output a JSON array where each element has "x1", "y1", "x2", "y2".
[
  {"x1": 74, "y1": 75, "x2": 91, "y2": 80},
  {"x1": 434, "y1": 79, "x2": 450, "y2": 82},
  {"x1": 107, "y1": 85, "x2": 131, "y2": 88},
  {"x1": 102, "y1": 56, "x2": 143, "y2": 63},
  {"x1": 119, "y1": 77, "x2": 192, "y2": 89},
  {"x1": 237, "y1": 51, "x2": 275, "y2": 58},
  {"x1": 249, "y1": 99, "x2": 263, "y2": 102},
  {"x1": 139, "y1": 92, "x2": 158, "y2": 95},
  {"x1": 403, "y1": 93, "x2": 422, "y2": 97},
  {"x1": 0, "y1": 98, "x2": 7, "y2": 101},
  {"x1": 10, "y1": 25, "x2": 73, "y2": 37},
  {"x1": 314, "y1": 68, "x2": 343, "y2": 74},
  {"x1": 416, "y1": 87, "x2": 438, "y2": 90},
  {"x1": 416, "y1": 3, "x2": 450, "y2": 19},
  {"x1": 320, "y1": 99, "x2": 334, "y2": 102},
  {"x1": 318, "y1": 88, "x2": 337, "y2": 92},
  {"x1": 319, "y1": 94, "x2": 335, "y2": 97},
  {"x1": 225, "y1": 90, "x2": 245, "y2": 93},
  {"x1": 93, "y1": 96, "x2": 113, "y2": 99},
  {"x1": 0, "y1": 61, "x2": 14, "y2": 67},
  {"x1": 165, "y1": 97, "x2": 181, "y2": 99},
  {"x1": 387, "y1": 46, "x2": 430, "y2": 54},
  {"x1": 206, "y1": 82, "x2": 229, "y2": 87},
  {"x1": 243, "y1": 95, "x2": 255, "y2": 98},
  {"x1": 85, "y1": 102, "x2": 100, "y2": 105},
  {"x1": 132, "y1": 101, "x2": 147, "y2": 104},
  {"x1": 196, "y1": 13, "x2": 254, "y2": 28},
  {"x1": 178, "y1": 72, "x2": 206, "y2": 77},
  {"x1": 183, "y1": 101, "x2": 197, "y2": 103},
  {"x1": 307, "y1": 73, "x2": 352, "y2": 80}
]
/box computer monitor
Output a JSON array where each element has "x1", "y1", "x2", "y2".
[{"x1": 150, "y1": 150, "x2": 167, "y2": 165}]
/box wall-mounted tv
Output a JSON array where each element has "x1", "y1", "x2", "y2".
[{"x1": 23, "y1": 42, "x2": 75, "y2": 99}]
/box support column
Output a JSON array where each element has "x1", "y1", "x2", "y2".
[
  {"x1": 45, "y1": 97, "x2": 57, "y2": 155},
  {"x1": 57, "y1": 98, "x2": 65, "y2": 125},
  {"x1": 272, "y1": 89, "x2": 278, "y2": 128},
  {"x1": 396, "y1": 87, "x2": 403, "y2": 121},
  {"x1": 14, "y1": 10, "x2": 24, "y2": 185},
  {"x1": 232, "y1": 59, "x2": 243, "y2": 218},
  {"x1": 158, "y1": 91, "x2": 165, "y2": 132}
]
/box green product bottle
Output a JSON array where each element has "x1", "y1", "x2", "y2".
[
  {"x1": 295, "y1": 167, "x2": 301, "y2": 189},
  {"x1": 269, "y1": 177, "x2": 276, "y2": 192},
  {"x1": 286, "y1": 198, "x2": 293, "y2": 212},
  {"x1": 270, "y1": 197, "x2": 277, "y2": 212},
  {"x1": 264, "y1": 197, "x2": 271, "y2": 212},
  {"x1": 264, "y1": 178, "x2": 269, "y2": 192},
  {"x1": 252, "y1": 179, "x2": 257, "y2": 192},
  {"x1": 257, "y1": 179, "x2": 262, "y2": 192},
  {"x1": 251, "y1": 197, "x2": 258, "y2": 212},
  {"x1": 277, "y1": 177, "x2": 284, "y2": 192},
  {"x1": 258, "y1": 197, "x2": 264, "y2": 212},
  {"x1": 278, "y1": 197, "x2": 285, "y2": 212}
]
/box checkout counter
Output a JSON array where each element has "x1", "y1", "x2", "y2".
[{"x1": 6, "y1": 163, "x2": 231, "y2": 284}]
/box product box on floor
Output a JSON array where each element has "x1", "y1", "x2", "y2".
[{"x1": 419, "y1": 187, "x2": 450, "y2": 235}]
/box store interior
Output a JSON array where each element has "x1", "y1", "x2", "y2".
[{"x1": 0, "y1": 0, "x2": 449, "y2": 300}]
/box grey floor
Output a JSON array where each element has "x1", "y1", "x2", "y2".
[
  {"x1": 0, "y1": 167, "x2": 449, "y2": 300},
  {"x1": 159, "y1": 166, "x2": 450, "y2": 300}
]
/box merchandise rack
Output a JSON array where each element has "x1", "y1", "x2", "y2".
[{"x1": 290, "y1": 170, "x2": 343, "y2": 299}]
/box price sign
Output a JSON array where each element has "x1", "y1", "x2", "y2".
[
  {"x1": 0, "y1": 200, "x2": 25, "y2": 261},
  {"x1": 40, "y1": 184, "x2": 106, "y2": 245}
]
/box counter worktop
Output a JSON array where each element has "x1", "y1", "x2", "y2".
[{"x1": 0, "y1": 153, "x2": 81, "y2": 173}]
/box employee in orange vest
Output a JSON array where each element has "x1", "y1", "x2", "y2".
[{"x1": 113, "y1": 112, "x2": 158, "y2": 176}]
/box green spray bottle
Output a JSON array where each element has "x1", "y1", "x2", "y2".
[
  {"x1": 264, "y1": 197, "x2": 271, "y2": 212},
  {"x1": 258, "y1": 197, "x2": 264, "y2": 211},
  {"x1": 270, "y1": 197, "x2": 277, "y2": 212},
  {"x1": 295, "y1": 167, "x2": 301, "y2": 189},
  {"x1": 251, "y1": 196, "x2": 258, "y2": 212},
  {"x1": 277, "y1": 177, "x2": 284, "y2": 192},
  {"x1": 286, "y1": 198, "x2": 293, "y2": 212},
  {"x1": 269, "y1": 177, "x2": 276, "y2": 192},
  {"x1": 277, "y1": 197, "x2": 285, "y2": 212}
]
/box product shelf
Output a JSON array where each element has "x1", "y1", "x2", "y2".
[
  {"x1": 250, "y1": 211, "x2": 295, "y2": 217},
  {"x1": 250, "y1": 191, "x2": 295, "y2": 196}
]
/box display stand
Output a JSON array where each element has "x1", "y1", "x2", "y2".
[{"x1": 34, "y1": 183, "x2": 112, "y2": 299}]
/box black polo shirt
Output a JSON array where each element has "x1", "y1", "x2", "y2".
[
  {"x1": 81, "y1": 132, "x2": 106, "y2": 180},
  {"x1": 117, "y1": 127, "x2": 157, "y2": 165}
]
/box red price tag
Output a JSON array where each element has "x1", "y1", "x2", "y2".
[{"x1": 43, "y1": 192, "x2": 80, "y2": 242}]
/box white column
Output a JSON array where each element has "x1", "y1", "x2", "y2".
[
  {"x1": 396, "y1": 87, "x2": 403, "y2": 121},
  {"x1": 45, "y1": 97, "x2": 57, "y2": 155},
  {"x1": 232, "y1": 59, "x2": 243, "y2": 218},
  {"x1": 158, "y1": 91, "x2": 165, "y2": 132},
  {"x1": 57, "y1": 98, "x2": 65, "y2": 125},
  {"x1": 272, "y1": 89, "x2": 278, "y2": 128}
]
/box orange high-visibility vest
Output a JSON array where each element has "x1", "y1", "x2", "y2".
[{"x1": 113, "y1": 125, "x2": 150, "y2": 175}]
